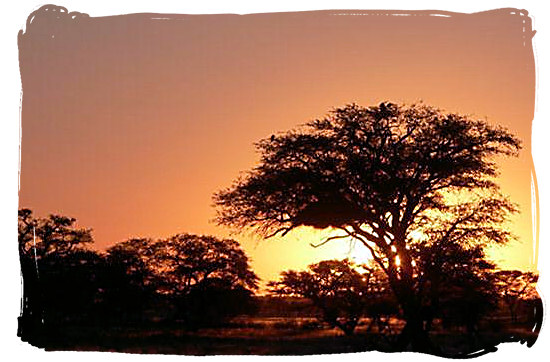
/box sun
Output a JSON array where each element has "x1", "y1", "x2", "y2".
[
  {"x1": 284, "y1": 227, "x2": 374, "y2": 266},
  {"x1": 343, "y1": 238, "x2": 374, "y2": 265}
]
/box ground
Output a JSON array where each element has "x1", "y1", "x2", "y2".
[{"x1": 32, "y1": 316, "x2": 538, "y2": 356}]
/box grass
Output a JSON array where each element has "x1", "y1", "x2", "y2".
[{"x1": 28, "y1": 316, "x2": 538, "y2": 356}]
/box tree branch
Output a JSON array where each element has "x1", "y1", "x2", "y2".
[{"x1": 310, "y1": 234, "x2": 350, "y2": 248}]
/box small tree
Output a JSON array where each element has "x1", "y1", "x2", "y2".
[
  {"x1": 269, "y1": 259, "x2": 393, "y2": 335},
  {"x1": 18, "y1": 208, "x2": 93, "y2": 259},
  {"x1": 436, "y1": 264, "x2": 498, "y2": 349},
  {"x1": 37, "y1": 249, "x2": 107, "y2": 324},
  {"x1": 412, "y1": 224, "x2": 499, "y2": 330},
  {"x1": 183, "y1": 278, "x2": 259, "y2": 329},
  {"x1": 214, "y1": 102, "x2": 521, "y2": 352},
  {"x1": 106, "y1": 234, "x2": 259, "y2": 327},
  {"x1": 493, "y1": 270, "x2": 539, "y2": 323},
  {"x1": 17, "y1": 209, "x2": 94, "y2": 342}
]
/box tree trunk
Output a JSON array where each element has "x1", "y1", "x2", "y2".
[
  {"x1": 395, "y1": 311, "x2": 434, "y2": 352},
  {"x1": 509, "y1": 303, "x2": 518, "y2": 323},
  {"x1": 393, "y1": 292, "x2": 439, "y2": 354},
  {"x1": 18, "y1": 259, "x2": 45, "y2": 345}
]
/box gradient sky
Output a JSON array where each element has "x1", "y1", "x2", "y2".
[{"x1": 18, "y1": 7, "x2": 536, "y2": 286}]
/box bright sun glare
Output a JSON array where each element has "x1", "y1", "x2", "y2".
[
  {"x1": 285, "y1": 227, "x2": 430, "y2": 269},
  {"x1": 287, "y1": 227, "x2": 374, "y2": 265}
]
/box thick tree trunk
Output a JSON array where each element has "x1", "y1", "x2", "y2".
[
  {"x1": 377, "y1": 234, "x2": 441, "y2": 354},
  {"x1": 395, "y1": 306, "x2": 435, "y2": 353},
  {"x1": 390, "y1": 279, "x2": 438, "y2": 353}
]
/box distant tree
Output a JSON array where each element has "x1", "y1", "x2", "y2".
[
  {"x1": 360, "y1": 265, "x2": 400, "y2": 335},
  {"x1": 17, "y1": 209, "x2": 94, "y2": 342},
  {"x1": 106, "y1": 234, "x2": 259, "y2": 327},
  {"x1": 269, "y1": 259, "x2": 394, "y2": 335},
  {"x1": 183, "y1": 278, "x2": 259, "y2": 329},
  {"x1": 493, "y1": 270, "x2": 539, "y2": 323},
  {"x1": 105, "y1": 238, "x2": 161, "y2": 292},
  {"x1": 435, "y1": 261, "x2": 498, "y2": 348},
  {"x1": 93, "y1": 248, "x2": 156, "y2": 325},
  {"x1": 214, "y1": 102, "x2": 521, "y2": 352},
  {"x1": 18, "y1": 208, "x2": 93, "y2": 259},
  {"x1": 107, "y1": 234, "x2": 258, "y2": 294},
  {"x1": 412, "y1": 223, "x2": 499, "y2": 330},
  {"x1": 37, "y1": 249, "x2": 106, "y2": 324}
]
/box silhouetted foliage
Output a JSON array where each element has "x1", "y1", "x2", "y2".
[
  {"x1": 412, "y1": 236, "x2": 497, "y2": 326},
  {"x1": 438, "y1": 268, "x2": 499, "y2": 349},
  {"x1": 492, "y1": 270, "x2": 539, "y2": 323},
  {"x1": 105, "y1": 238, "x2": 162, "y2": 292},
  {"x1": 107, "y1": 234, "x2": 258, "y2": 295},
  {"x1": 38, "y1": 250, "x2": 104, "y2": 323},
  {"x1": 214, "y1": 102, "x2": 524, "y2": 352},
  {"x1": 18, "y1": 208, "x2": 93, "y2": 259},
  {"x1": 18, "y1": 209, "x2": 259, "y2": 345},
  {"x1": 18, "y1": 209, "x2": 95, "y2": 343},
  {"x1": 181, "y1": 278, "x2": 259, "y2": 329},
  {"x1": 95, "y1": 252, "x2": 156, "y2": 325},
  {"x1": 106, "y1": 234, "x2": 259, "y2": 327},
  {"x1": 269, "y1": 259, "x2": 396, "y2": 335}
]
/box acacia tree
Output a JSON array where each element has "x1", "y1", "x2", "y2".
[
  {"x1": 214, "y1": 102, "x2": 521, "y2": 352},
  {"x1": 107, "y1": 234, "x2": 258, "y2": 294},
  {"x1": 18, "y1": 209, "x2": 94, "y2": 342},
  {"x1": 414, "y1": 237, "x2": 500, "y2": 350},
  {"x1": 413, "y1": 239, "x2": 497, "y2": 328},
  {"x1": 492, "y1": 270, "x2": 539, "y2": 323},
  {"x1": 106, "y1": 234, "x2": 259, "y2": 327},
  {"x1": 268, "y1": 259, "x2": 392, "y2": 335},
  {"x1": 18, "y1": 208, "x2": 93, "y2": 259}
]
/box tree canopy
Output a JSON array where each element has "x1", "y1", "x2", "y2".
[
  {"x1": 106, "y1": 234, "x2": 259, "y2": 296},
  {"x1": 214, "y1": 102, "x2": 522, "y2": 352},
  {"x1": 106, "y1": 234, "x2": 259, "y2": 328},
  {"x1": 18, "y1": 210, "x2": 260, "y2": 341},
  {"x1": 492, "y1": 270, "x2": 539, "y2": 322},
  {"x1": 214, "y1": 102, "x2": 519, "y2": 238},
  {"x1": 17, "y1": 209, "x2": 96, "y2": 342},
  {"x1": 18, "y1": 208, "x2": 93, "y2": 259},
  {"x1": 269, "y1": 259, "x2": 395, "y2": 335}
]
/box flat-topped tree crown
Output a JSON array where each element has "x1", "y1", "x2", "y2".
[{"x1": 214, "y1": 102, "x2": 520, "y2": 242}]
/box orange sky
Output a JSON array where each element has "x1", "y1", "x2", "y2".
[{"x1": 18, "y1": 8, "x2": 536, "y2": 286}]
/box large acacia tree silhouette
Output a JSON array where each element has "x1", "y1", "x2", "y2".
[{"x1": 214, "y1": 102, "x2": 521, "y2": 352}]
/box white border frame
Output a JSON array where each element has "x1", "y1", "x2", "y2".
[{"x1": 2, "y1": 1, "x2": 548, "y2": 361}]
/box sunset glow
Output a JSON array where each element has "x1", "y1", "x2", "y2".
[{"x1": 18, "y1": 9, "x2": 537, "y2": 289}]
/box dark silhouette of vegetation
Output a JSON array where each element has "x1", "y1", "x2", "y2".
[
  {"x1": 16, "y1": 101, "x2": 540, "y2": 355},
  {"x1": 214, "y1": 102, "x2": 529, "y2": 353},
  {"x1": 183, "y1": 278, "x2": 259, "y2": 329},
  {"x1": 17, "y1": 207, "x2": 541, "y2": 355},
  {"x1": 106, "y1": 234, "x2": 259, "y2": 328},
  {"x1": 269, "y1": 259, "x2": 396, "y2": 335},
  {"x1": 18, "y1": 210, "x2": 259, "y2": 345},
  {"x1": 493, "y1": 270, "x2": 539, "y2": 323},
  {"x1": 412, "y1": 234, "x2": 498, "y2": 338},
  {"x1": 18, "y1": 209, "x2": 94, "y2": 342}
]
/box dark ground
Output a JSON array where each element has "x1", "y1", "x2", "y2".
[{"x1": 32, "y1": 316, "x2": 538, "y2": 357}]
